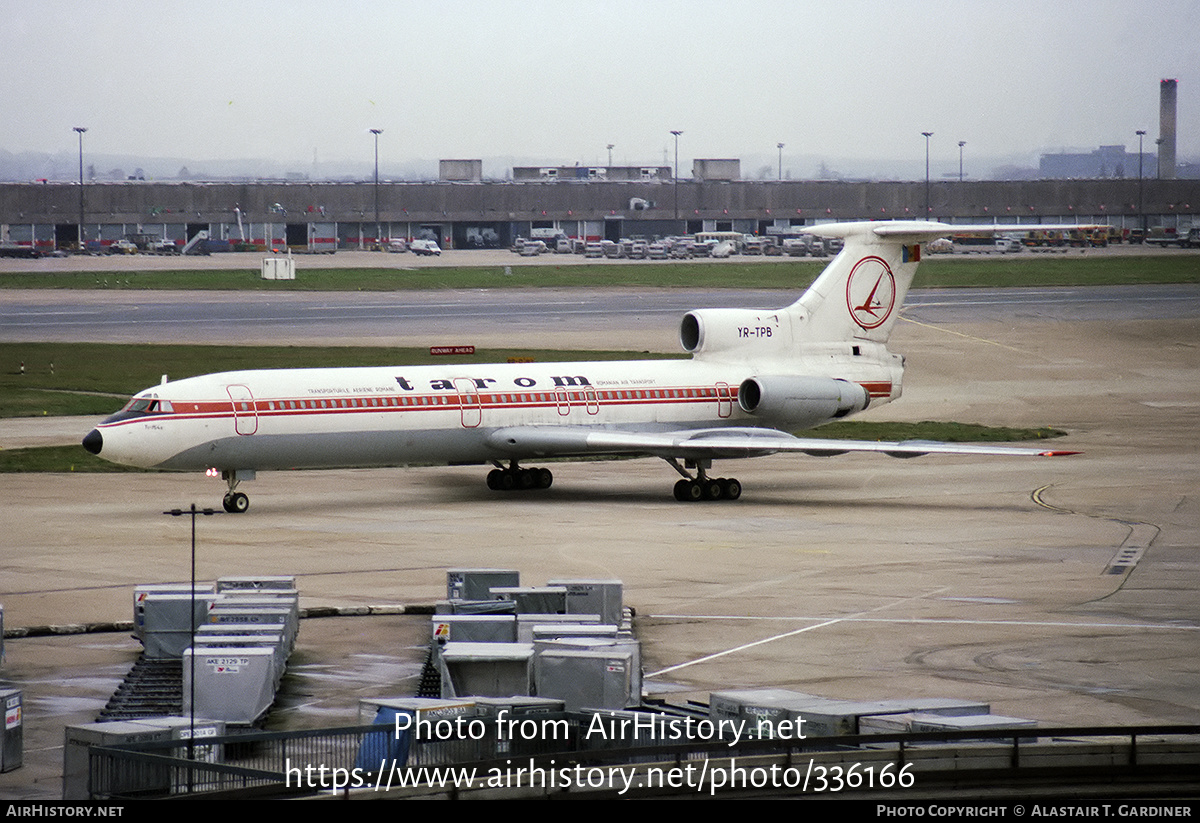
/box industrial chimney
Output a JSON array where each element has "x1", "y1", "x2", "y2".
[{"x1": 1159, "y1": 79, "x2": 1177, "y2": 180}]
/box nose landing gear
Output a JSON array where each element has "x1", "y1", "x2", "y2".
[{"x1": 219, "y1": 469, "x2": 253, "y2": 513}]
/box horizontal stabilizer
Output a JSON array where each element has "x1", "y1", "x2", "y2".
[{"x1": 806, "y1": 220, "x2": 1102, "y2": 242}]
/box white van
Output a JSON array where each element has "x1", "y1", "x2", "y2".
[{"x1": 409, "y1": 239, "x2": 441, "y2": 256}]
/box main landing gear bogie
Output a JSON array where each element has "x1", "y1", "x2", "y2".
[
  {"x1": 486, "y1": 463, "x2": 553, "y2": 493},
  {"x1": 673, "y1": 477, "x2": 742, "y2": 502},
  {"x1": 665, "y1": 457, "x2": 741, "y2": 503}
]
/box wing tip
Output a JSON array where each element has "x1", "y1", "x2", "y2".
[{"x1": 1038, "y1": 449, "x2": 1082, "y2": 457}]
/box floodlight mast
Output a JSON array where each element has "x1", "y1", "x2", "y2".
[
  {"x1": 370, "y1": 129, "x2": 383, "y2": 247},
  {"x1": 1136, "y1": 129, "x2": 1146, "y2": 234},
  {"x1": 670, "y1": 130, "x2": 683, "y2": 221},
  {"x1": 921, "y1": 131, "x2": 933, "y2": 218},
  {"x1": 74, "y1": 127, "x2": 87, "y2": 248}
]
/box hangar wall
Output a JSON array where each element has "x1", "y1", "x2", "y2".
[{"x1": 1, "y1": 178, "x2": 1196, "y2": 250}]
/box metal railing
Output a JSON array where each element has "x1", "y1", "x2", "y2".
[{"x1": 88, "y1": 720, "x2": 1200, "y2": 800}]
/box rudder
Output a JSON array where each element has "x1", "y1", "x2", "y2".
[{"x1": 788, "y1": 222, "x2": 925, "y2": 344}]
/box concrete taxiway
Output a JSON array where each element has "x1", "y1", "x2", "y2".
[{"x1": 1, "y1": 285, "x2": 1198, "y2": 799}]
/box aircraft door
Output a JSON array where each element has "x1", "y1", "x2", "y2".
[
  {"x1": 227, "y1": 385, "x2": 258, "y2": 435},
  {"x1": 454, "y1": 378, "x2": 482, "y2": 428},
  {"x1": 555, "y1": 388, "x2": 571, "y2": 416},
  {"x1": 584, "y1": 386, "x2": 600, "y2": 415},
  {"x1": 715, "y1": 382, "x2": 733, "y2": 418}
]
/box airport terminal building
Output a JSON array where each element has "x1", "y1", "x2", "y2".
[{"x1": 1, "y1": 174, "x2": 1197, "y2": 253}]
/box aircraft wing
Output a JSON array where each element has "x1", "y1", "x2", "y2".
[{"x1": 485, "y1": 426, "x2": 1079, "y2": 461}]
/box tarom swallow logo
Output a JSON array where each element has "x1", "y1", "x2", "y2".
[{"x1": 846, "y1": 256, "x2": 896, "y2": 330}]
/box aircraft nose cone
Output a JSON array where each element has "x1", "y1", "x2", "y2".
[{"x1": 82, "y1": 429, "x2": 103, "y2": 455}]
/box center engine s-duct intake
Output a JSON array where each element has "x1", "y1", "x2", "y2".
[{"x1": 680, "y1": 309, "x2": 792, "y2": 358}]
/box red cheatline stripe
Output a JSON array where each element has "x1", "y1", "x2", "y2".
[
  {"x1": 857, "y1": 381, "x2": 893, "y2": 398},
  {"x1": 102, "y1": 385, "x2": 753, "y2": 425}
]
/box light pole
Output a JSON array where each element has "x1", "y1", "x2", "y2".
[
  {"x1": 921, "y1": 132, "x2": 933, "y2": 218},
  {"x1": 607, "y1": 143, "x2": 614, "y2": 168},
  {"x1": 958, "y1": 141, "x2": 966, "y2": 182},
  {"x1": 73, "y1": 127, "x2": 87, "y2": 250},
  {"x1": 1136, "y1": 129, "x2": 1146, "y2": 235},
  {"x1": 370, "y1": 128, "x2": 383, "y2": 247},
  {"x1": 777, "y1": 142, "x2": 784, "y2": 180},
  {"x1": 163, "y1": 503, "x2": 219, "y2": 788},
  {"x1": 670, "y1": 130, "x2": 682, "y2": 222}
]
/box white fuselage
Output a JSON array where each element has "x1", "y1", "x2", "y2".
[
  {"x1": 93, "y1": 351, "x2": 900, "y2": 473},
  {"x1": 84, "y1": 221, "x2": 1083, "y2": 507}
]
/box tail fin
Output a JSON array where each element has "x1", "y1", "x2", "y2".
[
  {"x1": 789, "y1": 220, "x2": 1098, "y2": 344},
  {"x1": 789, "y1": 221, "x2": 928, "y2": 344},
  {"x1": 682, "y1": 221, "x2": 1096, "y2": 361}
]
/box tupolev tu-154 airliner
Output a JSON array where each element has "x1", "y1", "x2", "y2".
[{"x1": 83, "y1": 221, "x2": 1080, "y2": 513}]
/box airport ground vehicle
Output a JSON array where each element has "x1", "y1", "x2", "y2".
[
  {"x1": 409, "y1": 239, "x2": 441, "y2": 256},
  {"x1": 1067, "y1": 228, "x2": 1108, "y2": 247},
  {"x1": 742, "y1": 237, "x2": 769, "y2": 255},
  {"x1": 0, "y1": 245, "x2": 40, "y2": 258},
  {"x1": 1144, "y1": 228, "x2": 1183, "y2": 247},
  {"x1": 1020, "y1": 230, "x2": 1062, "y2": 247},
  {"x1": 782, "y1": 237, "x2": 811, "y2": 256}
]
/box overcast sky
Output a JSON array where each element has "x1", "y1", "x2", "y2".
[{"x1": 3, "y1": 0, "x2": 1197, "y2": 179}]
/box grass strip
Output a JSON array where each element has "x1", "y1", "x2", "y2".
[
  {"x1": 0, "y1": 342, "x2": 683, "y2": 417},
  {"x1": 2, "y1": 255, "x2": 1196, "y2": 291}
]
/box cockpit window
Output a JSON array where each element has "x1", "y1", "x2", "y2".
[{"x1": 120, "y1": 397, "x2": 170, "y2": 415}]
